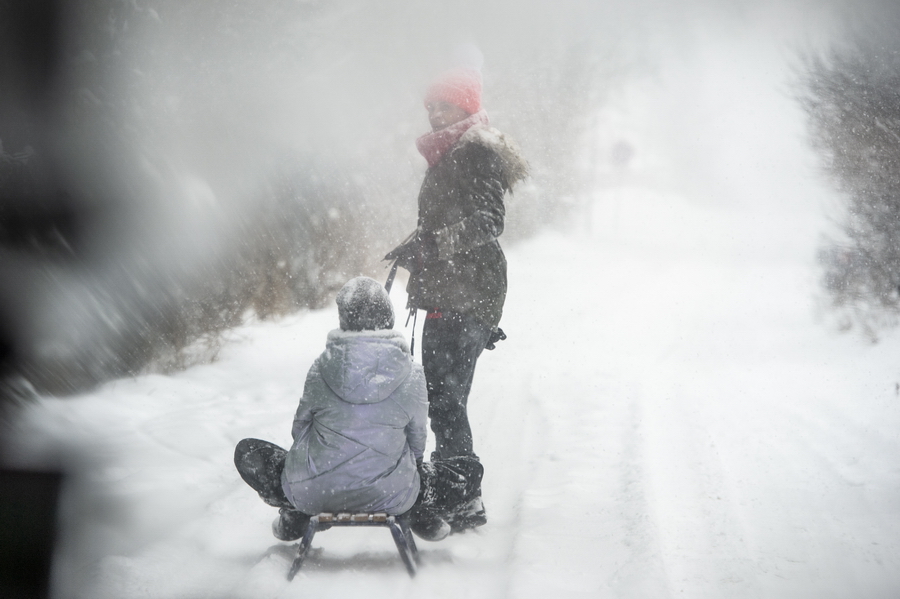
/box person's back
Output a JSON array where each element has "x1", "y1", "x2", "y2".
[
  {"x1": 282, "y1": 326, "x2": 426, "y2": 515},
  {"x1": 234, "y1": 276, "x2": 426, "y2": 540}
]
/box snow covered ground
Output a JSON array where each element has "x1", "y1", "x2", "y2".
[
  {"x1": 7, "y1": 14, "x2": 900, "y2": 598},
  {"x1": 7, "y1": 189, "x2": 900, "y2": 598}
]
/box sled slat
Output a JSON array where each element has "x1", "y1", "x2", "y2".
[{"x1": 286, "y1": 512, "x2": 418, "y2": 580}]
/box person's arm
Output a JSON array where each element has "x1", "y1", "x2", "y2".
[
  {"x1": 404, "y1": 366, "x2": 429, "y2": 462},
  {"x1": 432, "y1": 143, "x2": 506, "y2": 260},
  {"x1": 291, "y1": 363, "x2": 319, "y2": 441}
]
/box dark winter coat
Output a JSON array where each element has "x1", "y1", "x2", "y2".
[
  {"x1": 281, "y1": 329, "x2": 428, "y2": 515},
  {"x1": 406, "y1": 126, "x2": 528, "y2": 330}
]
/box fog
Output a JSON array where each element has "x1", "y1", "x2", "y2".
[
  {"x1": 0, "y1": 0, "x2": 857, "y2": 397},
  {"x1": 3, "y1": 0, "x2": 898, "y2": 595}
]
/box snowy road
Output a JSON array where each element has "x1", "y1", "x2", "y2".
[{"x1": 7, "y1": 186, "x2": 900, "y2": 598}]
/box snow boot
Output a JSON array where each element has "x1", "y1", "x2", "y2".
[
  {"x1": 411, "y1": 456, "x2": 485, "y2": 538},
  {"x1": 432, "y1": 456, "x2": 486, "y2": 533},
  {"x1": 409, "y1": 507, "x2": 451, "y2": 541},
  {"x1": 446, "y1": 495, "x2": 487, "y2": 533},
  {"x1": 272, "y1": 508, "x2": 311, "y2": 542},
  {"x1": 234, "y1": 438, "x2": 293, "y2": 509}
]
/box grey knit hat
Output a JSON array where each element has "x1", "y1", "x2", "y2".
[{"x1": 336, "y1": 276, "x2": 395, "y2": 331}]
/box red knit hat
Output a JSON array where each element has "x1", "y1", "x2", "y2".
[{"x1": 423, "y1": 67, "x2": 483, "y2": 115}]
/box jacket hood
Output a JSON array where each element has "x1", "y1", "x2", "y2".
[
  {"x1": 318, "y1": 329, "x2": 412, "y2": 404},
  {"x1": 456, "y1": 124, "x2": 530, "y2": 191}
]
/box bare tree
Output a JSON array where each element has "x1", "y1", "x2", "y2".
[{"x1": 797, "y1": 4, "x2": 900, "y2": 338}]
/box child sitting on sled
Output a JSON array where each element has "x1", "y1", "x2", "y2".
[{"x1": 234, "y1": 276, "x2": 484, "y2": 542}]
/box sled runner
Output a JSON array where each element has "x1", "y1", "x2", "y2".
[{"x1": 286, "y1": 512, "x2": 419, "y2": 580}]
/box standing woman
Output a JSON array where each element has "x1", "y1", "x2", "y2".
[{"x1": 385, "y1": 65, "x2": 528, "y2": 530}]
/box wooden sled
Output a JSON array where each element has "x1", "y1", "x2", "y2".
[{"x1": 286, "y1": 512, "x2": 419, "y2": 580}]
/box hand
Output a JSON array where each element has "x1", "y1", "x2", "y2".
[
  {"x1": 384, "y1": 231, "x2": 437, "y2": 273},
  {"x1": 485, "y1": 327, "x2": 506, "y2": 350}
]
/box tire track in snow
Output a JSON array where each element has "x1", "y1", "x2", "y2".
[
  {"x1": 606, "y1": 386, "x2": 674, "y2": 598},
  {"x1": 717, "y1": 383, "x2": 900, "y2": 596},
  {"x1": 639, "y1": 375, "x2": 762, "y2": 598},
  {"x1": 497, "y1": 365, "x2": 673, "y2": 598},
  {"x1": 501, "y1": 228, "x2": 766, "y2": 597},
  {"x1": 494, "y1": 233, "x2": 674, "y2": 598},
  {"x1": 470, "y1": 350, "x2": 548, "y2": 597},
  {"x1": 627, "y1": 255, "x2": 765, "y2": 598}
]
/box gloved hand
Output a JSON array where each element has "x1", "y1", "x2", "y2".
[
  {"x1": 384, "y1": 230, "x2": 438, "y2": 273},
  {"x1": 485, "y1": 327, "x2": 506, "y2": 350}
]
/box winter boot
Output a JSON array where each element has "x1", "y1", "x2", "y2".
[
  {"x1": 409, "y1": 506, "x2": 451, "y2": 542},
  {"x1": 430, "y1": 456, "x2": 485, "y2": 532},
  {"x1": 446, "y1": 494, "x2": 487, "y2": 533},
  {"x1": 272, "y1": 508, "x2": 311, "y2": 542},
  {"x1": 234, "y1": 439, "x2": 293, "y2": 509}
]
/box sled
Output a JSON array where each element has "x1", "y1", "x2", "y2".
[{"x1": 286, "y1": 511, "x2": 419, "y2": 580}]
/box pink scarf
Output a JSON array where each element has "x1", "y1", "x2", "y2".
[{"x1": 416, "y1": 110, "x2": 490, "y2": 168}]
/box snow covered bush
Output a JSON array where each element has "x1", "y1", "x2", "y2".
[{"x1": 797, "y1": 5, "x2": 900, "y2": 338}]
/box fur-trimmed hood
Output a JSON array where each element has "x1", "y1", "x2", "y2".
[
  {"x1": 455, "y1": 124, "x2": 530, "y2": 191},
  {"x1": 318, "y1": 329, "x2": 412, "y2": 404},
  {"x1": 282, "y1": 326, "x2": 427, "y2": 515}
]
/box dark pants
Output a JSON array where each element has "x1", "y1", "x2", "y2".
[
  {"x1": 234, "y1": 438, "x2": 480, "y2": 513},
  {"x1": 234, "y1": 439, "x2": 317, "y2": 541},
  {"x1": 236, "y1": 439, "x2": 482, "y2": 540},
  {"x1": 421, "y1": 310, "x2": 492, "y2": 459},
  {"x1": 233, "y1": 438, "x2": 294, "y2": 510}
]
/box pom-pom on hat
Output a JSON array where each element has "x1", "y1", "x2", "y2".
[
  {"x1": 336, "y1": 276, "x2": 395, "y2": 332},
  {"x1": 423, "y1": 67, "x2": 483, "y2": 115}
]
